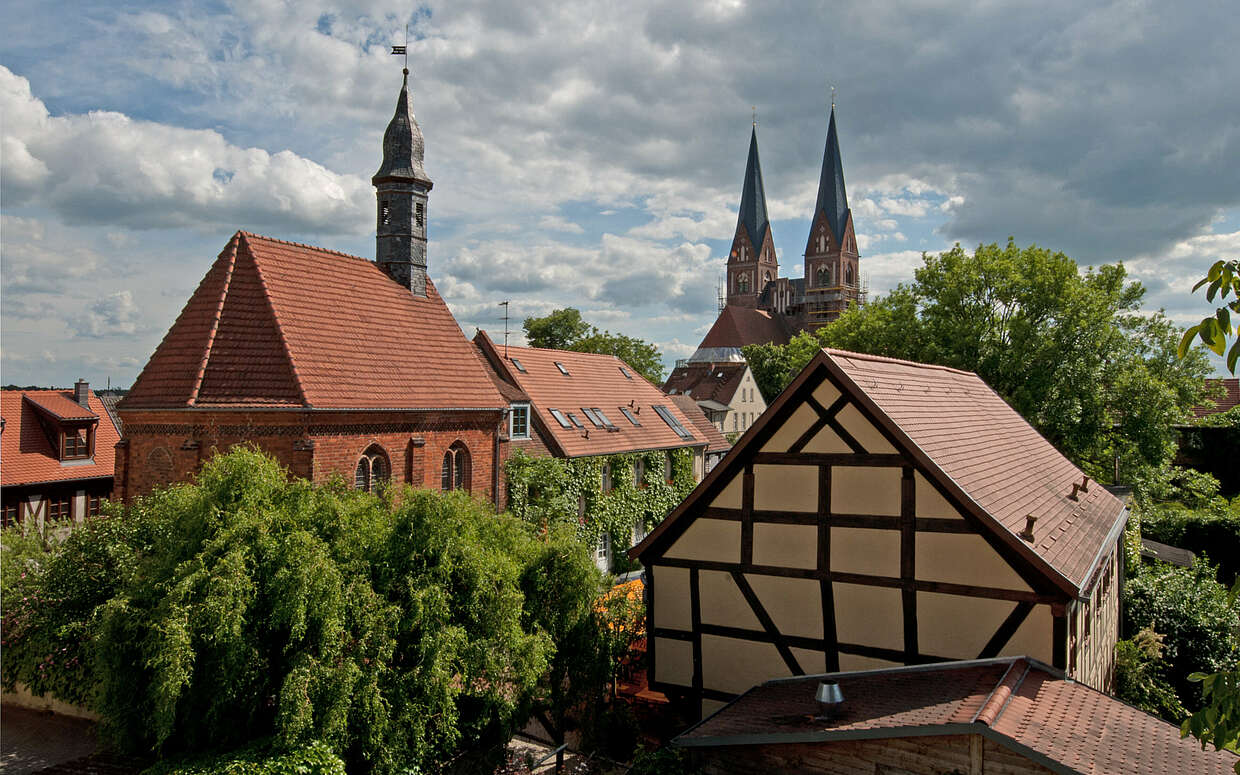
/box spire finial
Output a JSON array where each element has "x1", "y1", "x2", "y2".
[
  {"x1": 830, "y1": 84, "x2": 836, "y2": 111},
  {"x1": 752, "y1": 105, "x2": 757, "y2": 127}
]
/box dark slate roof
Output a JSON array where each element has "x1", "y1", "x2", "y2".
[
  {"x1": 373, "y1": 69, "x2": 431, "y2": 187},
  {"x1": 736, "y1": 125, "x2": 770, "y2": 250},
  {"x1": 663, "y1": 361, "x2": 749, "y2": 407},
  {"x1": 814, "y1": 106, "x2": 850, "y2": 242}
]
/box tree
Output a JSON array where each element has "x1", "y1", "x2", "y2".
[
  {"x1": 1180, "y1": 580, "x2": 1240, "y2": 772},
  {"x1": 524, "y1": 308, "x2": 591, "y2": 350},
  {"x1": 1179, "y1": 259, "x2": 1240, "y2": 374},
  {"x1": 523, "y1": 307, "x2": 666, "y2": 383},
  {"x1": 743, "y1": 240, "x2": 1212, "y2": 483}
]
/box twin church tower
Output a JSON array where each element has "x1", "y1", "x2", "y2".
[{"x1": 724, "y1": 106, "x2": 862, "y2": 331}]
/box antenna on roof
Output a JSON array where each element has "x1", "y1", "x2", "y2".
[{"x1": 498, "y1": 300, "x2": 511, "y2": 359}]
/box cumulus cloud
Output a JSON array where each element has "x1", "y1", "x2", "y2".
[
  {"x1": 69, "y1": 291, "x2": 143, "y2": 337},
  {"x1": 0, "y1": 66, "x2": 370, "y2": 235}
]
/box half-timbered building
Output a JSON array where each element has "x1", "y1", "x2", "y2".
[{"x1": 632, "y1": 349, "x2": 1127, "y2": 717}]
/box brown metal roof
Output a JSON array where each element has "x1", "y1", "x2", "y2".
[{"x1": 675, "y1": 657, "x2": 1239, "y2": 775}]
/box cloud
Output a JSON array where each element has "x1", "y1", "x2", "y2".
[
  {"x1": 68, "y1": 291, "x2": 143, "y2": 337},
  {"x1": 0, "y1": 66, "x2": 371, "y2": 236}
]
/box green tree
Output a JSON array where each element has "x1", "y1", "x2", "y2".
[
  {"x1": 523, "y1": 308, "x2": 591, "y2": 350},
  {"x1": 1114, "y1": 629, "x2": 1188, "y2": 722},
  {"x1": 1179, "y1": 259, "x2": 1240, "y2": 373},
  {"x1": 523, "y1": 308, "x2": 666, "y2": 383},
  {"x1": 743, "y1": 240, "x2": 1212, "y2": 483}
]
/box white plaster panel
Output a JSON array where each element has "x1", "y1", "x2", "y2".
[
  {"x1": 652, "y1": 565, "x2": 692, "y2": 630},
  {"x1": 664, "y1": 519, "x2": 741, "y2": 562},
  {"x1": 753, "y1": 523, "x2": 818, "y2": 569},
  {"x1": 701, "y1": 634, "x2": 792, "y2": 694},
  {"x1": 1000, "y1": 603, "x2": 1053, "y2": 664},
  {"x1": 831, "y1": 527, "x2": 901, "y2": 578},
  {"x1": 831, "y1": 466, "x2": 901, "y2": 516},
  {"x1": 804, "y1": 425, "x2": 853, "y2": 454},
  {"x1": 746, "y1": 574, "x2": 823, "y2": 639},
  {"x1": 654, "y1": 637, "x2": 694, "y2": 687},
  {"x1": 699, "y1": 570, "x2": 761, "y2": 630},
  {"x1": 915, "y1": 472, "x2": 962, "y2": 519},
  {"x1": 833, "y1": 583, "x2": 904, "y2": 651},
  {"x1": 916, "y1": 532, "x2": 1031, "y2": 591},
  {"x1": 753, "y1": 464, "x2": 818, "y2": 512},
  {"x1": 918, "y1": 592, "x2": 1015, "y2": 659},
  {"x1": 760, "y1": 403, "x2": 819, "y2": 453},
  {"x1": 835, "y1": 403, "x2": 897, "y2": 453},
  {"x1": 812, "y1": 381, "x2": 842, "y2": 409},
  {"x1": 838, "y1": 653, "x2": 903, "y2": 672},
  {"x1": 710, "y1": 474, "x2": 743, "y2": 509},
  {"x1": 791, "y1": 647, "x2": 826, "y2": 675}
]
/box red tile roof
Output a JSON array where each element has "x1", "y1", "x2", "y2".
[
  {"x1": 1193, "y1": 378, "x2": 1240, "y2": 417},
  {"x1": 698, "y1": 305, "x2": 793, "y2": 350},
  {"x1": 826, "y1": 349, "x2": 1127, "y2": 590},
  {"x1": 663, "y1": 361, "x2": 748, "y2": 407},
  {"x1": 475, "y1": 332, "x2": 706, "y2": 458},
  {"x1": 670, "y1": 395, "x2": 731, "y2": 454},
  {"x1": 1, "y1": 390, "x2": 121, "y2": 487},
  {"x1": 676, "y1": 657, "x2": 1239, "y2": 775},
  {"x1": 122, "y1": 232, "x2": 506, "y2": 411}
]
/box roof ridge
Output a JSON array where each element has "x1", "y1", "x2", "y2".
[
  {"x1": 238, "y1": 234, "x2": 310, "y2": 407},
  {"x1": 824, "y1": 348, "x2": 979, "y2": 377},
  {"x1": 189, "y1": 235, "x2": 241, "y2": 405},
  {"x1": 502, "y1": 343, "x2": 624, "y2": 362},
  {"x1": 972, "y1": 658, "x2": 1031, "y2": 726},
  {"x1": 237, "y1": 230, "x2": 373, "y2": 263}
]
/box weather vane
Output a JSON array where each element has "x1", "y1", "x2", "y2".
[{"x1": 390, "y1": 23, "x2": 409, "y2": 72}]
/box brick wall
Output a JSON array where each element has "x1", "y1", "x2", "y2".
[{"x1": 116, "y1": 408, "x2": 505, "y2": 505}]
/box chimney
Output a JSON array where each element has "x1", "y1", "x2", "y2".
[{"x1": 74, "y1": 379, "x2": 90, "y2": 408}]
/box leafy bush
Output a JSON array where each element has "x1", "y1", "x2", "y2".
[
  {"x1": 1138, "y1": 497, "x2": 1240, "y2": 585},
  {"x1": 143, "y1": 739, "x2": 346, "y2": 775},
  {"x1": 1124, "y1": 558, "x2": 1240, "y2": 709},
  {"x1": 1113, "y1": 629, "x2": 1187, "y2": 722},
  {"x1": 4, "y1": 448, "x2": 568, "y2": 774}
]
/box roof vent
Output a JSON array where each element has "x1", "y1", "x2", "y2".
[
  {"x1": 1068, "y1": 477, "x2": 1089, "y2": 501},
  {"x1": 1020, "y1": 514, "x2": 1038, "y2": 542},
  {"x1": 814, "y1": 680, "x2": 844, "y2": 720}
]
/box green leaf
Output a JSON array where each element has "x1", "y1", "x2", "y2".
[{"x1": 1179, "y1": 325, "x2": 1201, "y2": 358}]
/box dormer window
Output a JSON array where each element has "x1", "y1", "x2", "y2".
[{"x1": 63, "y1": 427, "x2": 91, "y2": 459}]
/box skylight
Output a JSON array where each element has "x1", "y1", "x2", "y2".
[
  {"x1": 619, "y1": 366, "x2": 632, "y2": 379},
  {"x1": 555, "y1": 361, "x2": 570, "y2": 375},
  {"x1": 511, "y1": 357, "x2": 527, "y2": 373},
  {"x1": 620, "y1": 407, "x2": 641, "y2": 426},
  {"x1": 549, "y1": 408, "x2": 571, "y2": 428},
  {"x1": 581, "y1": 408, "x2": 604, "y2": 427},
  {"x1": 591, "y1": 408, "x2": 615, "y2": 428},
  {"x1": 565, "y1": 412, "x2": 584, "y2": 428},
  {"x1": 653, "y1": 405, "x2": 694, "y2": 439}
]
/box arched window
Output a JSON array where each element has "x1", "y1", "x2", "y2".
[
  {"x1": 816, "y1": 267, "x2": 828, "y2": 287},
  {"x1": 845, "y1": 264, "x2": 855, "y2": 286},
  {"x1": 738, "y1": 274, "x2": 750, "y2": 293},
  {"x1": 355, "y1": 444, "x2": 390, "y2": 493},
  {"x1": 441, "y1": 442, "x2": 471, "y2": 492},
  {"x1": 763, "y1": 271, "x2": 772, "y2": 286}
]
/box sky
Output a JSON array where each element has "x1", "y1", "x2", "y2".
[{"x1": 2, "y1": 0, "x2": 1238, "y2": 389}]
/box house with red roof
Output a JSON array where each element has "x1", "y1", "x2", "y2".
[
  {"x1": 115, "y1": 70, "x2": 508, "y2": 503},
  {"x1": 474, "y1": 331, "x2": 709, "y2": 571},
  {"x1": 631, "y1": 349, "x2": 1128, "y2": 719},
  {"x1": 664, "y1": 359, "x2": 767, "y2": 437},
  {"x1": 674, "y1": 656, "x2": 1238, "y2": 775},
  {"x1": 2, "y1": 381, "x2": 121, "y2": 529}
]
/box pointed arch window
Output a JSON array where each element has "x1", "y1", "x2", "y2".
[
  {"x1": 355, "y1": 444, "x2": 391, "y2": 493},
  {"x1": 441, "y1": 442, "x2": 471, "y2": 492},
  {"x1": 845, "y1": 264, "x2": 855, "y2": 287},
  {"x1": 737, "y1": 274, "x2": 750, "y2": 293}
]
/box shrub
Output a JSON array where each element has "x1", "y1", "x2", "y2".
[
  {"x1": 1138, "y1": 498, "x2": 1240, "y2": 585},
  {"x1": 1113, "y1": 629, "x2": 1187, "y2": 722},
  {"x1": 143, "y1": 739, "x2": 346, "y2": 775}
]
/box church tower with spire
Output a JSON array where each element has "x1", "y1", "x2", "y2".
[
  {"x1": 726, "y1": 125, "x2": 779, "y2": 308},
  {"x1": 374, "y1": 68, "x2": 434, "y2": 296},
  {"x1": 802, "y1": 105, "x2": 860, "y2": 327}
]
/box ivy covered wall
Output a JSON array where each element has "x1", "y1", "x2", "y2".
[{"x1": 504, "y1": 448, "x2": 697, "y2": 572}]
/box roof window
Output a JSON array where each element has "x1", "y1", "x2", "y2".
[
  {"x1": 565, "y1": 412, "x2": 584, "y2": 429},
  {"x1": 555, "y1": 361, "x2": 570, "y2": 376},
  {"x1": 653, "y1": 405, "x2": 694, "y2": 439},
  {"x1": 620, "y1": 406, "x2": 641, "y2": 426},
  {"x1": 619, "y1": 366, "x2": 632, "y2": 379},
  {"x1": 549, "y1": 408, "x2": 571, "y2": 428},
  {"x1": 591, "y1": 407, "x2": 615, "y2": 428},
  {"x1": 581, "y1": 408, "x2": 604, "y2": 427},
  {"x1": 511, "y1": 357, "x2": 527, "y2": 373}
]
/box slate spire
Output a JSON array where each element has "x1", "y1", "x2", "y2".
[
  {"x1": 374, "y1": 68, "x2": 433, "y2": 296},
  {"x1": 736, "y1": 124, "x2": 771, "y2": 249},
  {"x1": 814, "y1": 105, "x2": 850, "y2": 243}
]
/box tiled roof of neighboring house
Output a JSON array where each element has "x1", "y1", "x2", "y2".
[
  {"x1": 121, "y1": 232, "x2": 506, "y2": 411},
  {"x1": 1, "y1": 390, "x2": 121, "y2": 487},
  {"x1": 474, "y1": 332, "x2": 706, "y2": 458},
  {"x1": 670, "y1": 395, "x2": 731, "y2": 454},
  {"x1": 636, "y1": 349, "x2": 1126, "y2": 595},
  {"x1": 663, "y1": 361, "x2": 748, "y2": 407},
  {"x1": 1193, "y1": 378, "x2": 1240, "y2": 417},
  {"x1": 827, "y1": 349, "x2": 1127, "y2": 590},
  {"x1": 675, "y1": 657, "x2": 1238, "y2": 775},
  {"x1": 97, "y1": 394, "x2": 124, "y2": 436},
  {"x1": 698, "y1": 305, "x2": 793, "y2": 350}
]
